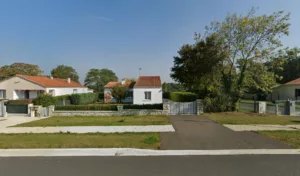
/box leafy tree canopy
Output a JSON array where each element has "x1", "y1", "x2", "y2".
[
  {"x1": 0, "y1": 63, "x2": 43, "y2": 80},
  {"x1": 111, "y1": 84, "x2": 128, "y2": 103},
  {"x1": 51, "y1": 65, "x2": 79, "y2": 82},
  {"x1": 84, "y1": 68, "x2": 118, "y2": 93}
]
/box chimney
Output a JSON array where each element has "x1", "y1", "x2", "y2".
[
  {"x1": 67, "y1": 78, "x2": 71, "y2": 83},
  {"x1": 50, "y1": 76, "x2": 53, "y2": 80},
  {"x1": 121, "y1": 79, "x2": 126, "y2": 85}
]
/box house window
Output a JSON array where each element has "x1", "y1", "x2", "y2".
[
  {"x1": 0, "y1": 90, "x2": 6, "y2": 99},
  {"x1": 295, "y1": 89, "x2": 300, "y2": 98},
  {"x1": 73, "y1": 89, "x2": 78, "y2": 94},
  {"x1": 145, "y1": 91, "x2": 151, "y2": 100},
  {"x1": 127, "y1": 91, "x2": 133, "y2": 98}
]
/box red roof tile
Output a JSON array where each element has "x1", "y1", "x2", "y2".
[
  {"x1": 104, "y1": 80, "x2": 135, "y2": 88},
  {"x1": 17, "y1": 74, "x2": 86, "y2": 88},
  {"x1": 284, "y1": 78, "x2": 300, "y2": 85},
  {"x1": 134, "y1": 76, "x2": 161, "y2": 88}
]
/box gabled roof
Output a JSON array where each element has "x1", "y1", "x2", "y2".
[
  {"x1": 104, "y1": 80, "x2": 135, "y2": 88},
  {"x1": 16, "y1": 74, "x2": 86, "y2": 88},
  {"x1": 134, "y1": 76, "x2": 161, "y2": 88},
  {"x1": 284, "y1": 78, "x2": 300, "y2": 85}
]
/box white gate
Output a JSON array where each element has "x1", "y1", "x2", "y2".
[{"x1": 168, "y1": 101, "x2": 197, "y2": 115}]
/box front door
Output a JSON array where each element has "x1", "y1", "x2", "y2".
[{"x1": 25, "y1": 90, "x2": 30, "y2": 99}]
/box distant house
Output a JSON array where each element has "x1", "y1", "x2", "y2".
[
  {"x1": 0, "y1": 74, "x2": 93, "y2": 100},
  {"x1": 104, "y1": 76, "x2": 162, "y2": 104},
  {"x1": 269, "y1": 78, "x2": 300, "y2": 101},
  {"x1": 104, "y1": 80, "x2": 135, "y2": 103}
]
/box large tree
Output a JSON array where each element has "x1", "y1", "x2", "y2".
[
  {"x1": 171, "y1": 8, "x2": 290, "y2": 110},
  {"x1": 267, "y1": 48, "x2": 300, "y2": 84},
  {"x1": 84, "y1": 68, "x2": 118, "y2": 93},
  {"x1": 0, "y1": 63, "x2": 43, "y2": 80},
  {"x1": 205, "y1": 8, "x2": 290, "y2": 107},
  {"x1": 171, "y1": 34, "x2": 225, "y2": 98},
  {"x1": 51, "y1": 65, "x2": 79, "y2": 82}
]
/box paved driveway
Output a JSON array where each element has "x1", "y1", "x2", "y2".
[{"x1": 160, "y1": 115, "x2": 292, "y2": 150}]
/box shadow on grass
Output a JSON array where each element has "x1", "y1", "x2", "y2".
[{"x1": 289, "y1": 120, "x2": 300, "y2": 124}]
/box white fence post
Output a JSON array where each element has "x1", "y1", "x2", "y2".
[
  {"x1": 255, "y1": 102, "x2": 266, "y2": 114},
  {"x1": 197, "y1": 99, "x2": 203, "y2": 115}
]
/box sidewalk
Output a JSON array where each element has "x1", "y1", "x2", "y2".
[
  {"x1": 0, "y1": 117, "x2": 175, "y2": 133},
  {"x1": 0, "y1": 125, "x2": 175, "y2": 133},
  {"x1": 224, "y1": 124, "x2": 300, "y2": 131},
  {"x1": 0, "y1": 148, "x2": 300, "y2": 157}
]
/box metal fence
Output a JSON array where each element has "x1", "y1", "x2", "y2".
[
  {"x1": 168, "y1": 100, "x2": 197, "y2": 115},
  {"x1": 239, "y1": 101, "x2": 299, "y2": 115}
]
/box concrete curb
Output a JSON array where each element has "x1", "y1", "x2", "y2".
[{"x1": 0, "y1": 148, "x2": 300, "y2": 157}]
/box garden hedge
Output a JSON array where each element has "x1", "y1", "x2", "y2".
[
  {"x1": 55, "y1": 105, "x2": 118, "y2": 111},
  {"x1": 70, "y1": 93, "x2": 98, "y2": 105},
  {"x1": 168, "y1": 92, "x2": 197, "y2": 102},
  {"x1": 123, "y1": 104, "x2": 163, "y2": 110},
  {"x1": 33, "y1": 94, "x2": 56, "y2": 107}
]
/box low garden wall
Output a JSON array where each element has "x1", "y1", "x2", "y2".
[{"x1": 53, "y1": 109, "x2": 168, "y2": 116}]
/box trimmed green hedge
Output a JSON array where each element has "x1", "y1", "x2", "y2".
[
  {"x1": 55, "y1": 95, "x2": 71, "y2": 101},
  {"x1": 55, "y1": 105, "x2": 118, "y2": 111},
  {"x1": 33, "y1": 94, "x2": 56, "y2": 107},
  {"x1": 123, "y1": 104, "x2": 163, "y2": 110},
  {"x1": 169, "y1": 92, "x2": 197, "y2": 102},
  {"x1": 70, "y1": 93, "x2": 98, "y2": 105},
  {"x1": 7, "y1": 99, "x2": 33, "y2": 105}
]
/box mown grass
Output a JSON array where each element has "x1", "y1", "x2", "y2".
[
  {"x1": 0, "y1": 133, "x2": 160, "y2": 149},
  {"x1": 259, "y1": 131, "x2": 300, "y2": 148},
  {"x1": 204, "y1": 112, "x2": 300, "y2": 125},
  {"x1": 15, "y1": 115, "x2": 170, "y2": 127}
]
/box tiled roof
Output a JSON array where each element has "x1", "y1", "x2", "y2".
[
  {"x1": 104, "y1": 80, "x2": 135, "y2": 88},
  {"x1": 284, "y1": 78, "x2": 300, "y2": 85},
  {"x1": 134, "y1": 76, "x2": 161, "y2": 88},
  {"x1": 17, "y1": 74, "x2": 86, "y2": 88}
]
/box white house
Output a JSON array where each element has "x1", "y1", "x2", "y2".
[
  {"x1": 269, "y1": 78, "x2": 300, "y2": 101},
  {"x1": 104, "y1": 76, "x2": 162, "y2": 104},
  {"x1": 0, "y1": 74, "x2": 93, "y2": 100}
]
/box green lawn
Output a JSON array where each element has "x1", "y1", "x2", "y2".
[
  {"x1": 0, "y1": 133, "x2": 160, "y2": 149},
  {"x1": 15, "y1": 115, "x2": 170, "y2": 127},
  {"x1": 259, "y1": 131, "x2": 300, "y2": 148},
  {"x1": 204, "y1": 112, "x2": 300, "y2": 125}
]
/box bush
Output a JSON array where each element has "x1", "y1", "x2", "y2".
[
  {"x1": 70, "y1": 93, "x2": 98, "y2": 105},
  {"x1": 169, "y1": 92, "x2": 197, "y2": 102},
  {"x1": 163, "y1": 92, "x2": 170, "y2": 99},
  {"x1": 98, "y1": 93, "x2": 104, "y2": 100},
  {"x1": 55, "y1": 95, "x2": 71, "y2": 101},
  {"x1": 203, "y1": 94, "x2": 234, "y2": 112},
  {"x1": 55, "y1": 105, "x2": 118, "y2": 111},
  {"x1": 123, "y1": 104, "x2": 163, "y2": 110},
  {"x1": 7, "y1": 99, "x2": 33, "y2": 105},
  {"x1": 33, "y1": 94, "x2": 56, "y2": 107}
]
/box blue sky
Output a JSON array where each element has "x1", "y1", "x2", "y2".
[{"x1": 0, "y1": 0, "x2": 299, "y2": 83}]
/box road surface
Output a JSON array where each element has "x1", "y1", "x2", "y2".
[{"x1": 1, "y1": 155, "x2": 300, "y2": 176}]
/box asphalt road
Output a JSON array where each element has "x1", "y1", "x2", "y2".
[
  {"x1": 161, "y1": 115, "x2": 291, "y2": 149},
  {"x1": 1, "y1": 155, "x2": 300, "y2": 176}
]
